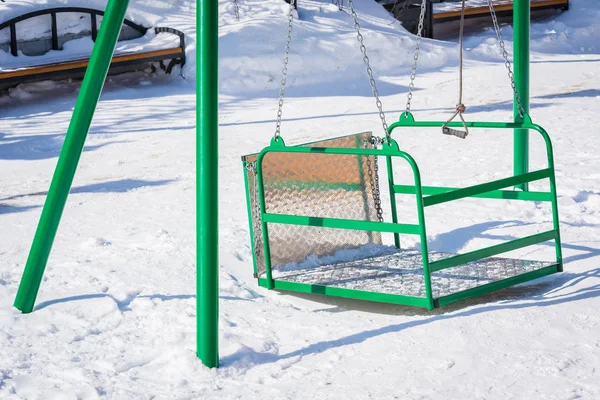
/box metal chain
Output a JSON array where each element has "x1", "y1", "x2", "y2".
[
  {"x1": 233, "y1": 0, "x2": 240, "y2": 21},
  {"x1": 274, "y1": 0, "x2": 389, "y2": 141},
  {"x1": 405, "y1": 0, "x2": 427, "y2": 115},
  {"x1": 487, "y1": 0, "x2": 525, "y2": 118},
  {"x1": 347, "y1": 0, "x2": 389, "y2": 141},
  {"x1": 246, "y1": 162, "x2": 263, "y2": 261},
  {"x1": 364, "y1": 140, "x2": 384, "y2": 222},
  {"x1": 274, "y1": 0, "x2": 295, "y2": 141}
]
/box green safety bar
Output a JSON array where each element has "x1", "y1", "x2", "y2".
[
  {"x1": 394, "y1": 184, "x2": 553, "y2": 202},
  {"x1": 388, "y1": 112, "x2": 555, "y2": 166},
  {"x1": 251, "y1": 113, "x2": 562, "y2": 310},
  {"x1": 421, "y1": 169, "x2": 552, "y2": 207}
]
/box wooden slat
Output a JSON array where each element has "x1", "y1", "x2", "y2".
[
  {"x1": 434, "y1": 0, "x2": 568, "y2": 19},
  {"x1": 0, "y1": 47, "x2": 183, "y2": 80}
]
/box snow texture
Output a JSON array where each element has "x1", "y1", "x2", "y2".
[{"x1": 0, "y1": 0, "x2": 599, "y2": 399}]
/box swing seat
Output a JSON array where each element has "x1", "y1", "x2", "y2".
[{"x1": 242, "y1": 115, "x2": 562, "y2": 309}]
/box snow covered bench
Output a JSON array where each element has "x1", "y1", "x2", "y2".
[
  {"x1": 382, "y1": 0, "x2": 569, "y2": 38},
  {"x1": 0, "y1": 7, "x2": 186, "y2": 90}
]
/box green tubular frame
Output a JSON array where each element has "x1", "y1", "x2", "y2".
[{"x1": 251, "y1": 113, "x2": 563, "y2": 310}]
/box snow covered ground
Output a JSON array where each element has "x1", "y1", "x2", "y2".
[{"x1": 1, "y1": 0, "x2": 599, "y2": 398}]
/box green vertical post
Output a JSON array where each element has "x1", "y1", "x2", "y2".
[
  {"x1": 197, "y1": 0, "x2": 219, "y2": 368},
  {"x1": 513, "y1": 0, "x2": 530, "y2": 191},
  {"x1": 13, "y1": 0, "x2": 131, "y2": 313}
]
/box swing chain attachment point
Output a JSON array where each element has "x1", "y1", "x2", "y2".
[
  {"x1": 488, "y1": 0, "x2": 525, "y2": 119},
  {"x1": 370, "y1": 135, "x2": 383, "y2": 147},
  {"x1": 405, "y1": 0, "x2": 427, "y2": 116},
  {"x1": 274, "y1": 0, "x2": 296, "y2": 141},
  {"x1": 347, "y1": 0, "x2": 389, "y2": 141}
]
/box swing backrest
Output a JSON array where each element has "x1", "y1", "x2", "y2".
[{"x1": 242, "y1": 132, "x2": 382, "y2": 277}]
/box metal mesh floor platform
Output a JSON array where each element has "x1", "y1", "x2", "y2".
[{"x1": 266, "y1": 249, "x2": 557, "y2": 298}]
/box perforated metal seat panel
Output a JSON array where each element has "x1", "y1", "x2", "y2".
[
  {"x1": 243, "y1": 133, "x2": 382, "y2": 277},
  {"x1": 265, "y1": 248, "x2": 557, "y2": 298}
]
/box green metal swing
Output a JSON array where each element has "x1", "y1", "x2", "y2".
[{"x1": 241, "y1": 0, "x2": 562, "y2": 310}]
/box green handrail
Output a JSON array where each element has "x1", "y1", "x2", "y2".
[
  {"x1": 387, "y1": 112, "x2": 554, "y2": 172},
  {"x1": 386, "y1": 111, "x2": 562, "y2": 270},
  {"x1": 422, "y1": 169, "x2": 552, "y2": 207},
  {"x1": 262, "y1": 213, "x2": 421, "y2": 235},
  {"x1": 430, "y1": 230, "x2": 558, "y2": 272},
  {"x1": 393, "y1": 185, "x2": 553, "y2": 202}
]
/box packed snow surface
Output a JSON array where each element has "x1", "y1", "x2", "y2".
[{"x1": 1, "y1": 0, "x2": 599, "y2": 399}]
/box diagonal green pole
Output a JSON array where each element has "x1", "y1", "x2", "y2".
[
  {"x1": 197, "y1": 0, "x2": 219, "y2": 368},
  {"x1": 513, "y1": 0, "x2": 530, "y2": 191},
  {"x1": 13, "y1": 0, "x2": 131, "y2": 313}
]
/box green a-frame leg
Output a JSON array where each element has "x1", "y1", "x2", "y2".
[
  {"x1": 13, "y1": 0, "x2": 132, "y2": 314},
  {"x1": 12, "y1": 0, "x2": 220, "y2": 368}
]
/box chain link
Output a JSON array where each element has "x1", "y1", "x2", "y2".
[
  {"x1": 405, "y1": 0, "x2": 427, "y2": 115},
  {"x1": 364, "y1": 140, "x2": 384, "y2": 222},
  {"x1": 487, "y1": 0, "x2": 525, "y2": 118},
  {"x1": 346, "y1": 0, "x2": 389, "y2": 141},
  {"x1": 233, "y1": 0, "x2": 240, "y2": 21},
  {"x1": 274, "y1": 0, "x2": 295, "y2": 141}
]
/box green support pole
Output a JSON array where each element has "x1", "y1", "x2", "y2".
[
  {"x1": 513, "y1": 0, "x2": 530, "y2": 191},
  {"x1": 13, "y1": 0, "x2": 131, "y2": 313},
  {"x1": 197, "y1": 0, "x2": 219, "y2": 368}
]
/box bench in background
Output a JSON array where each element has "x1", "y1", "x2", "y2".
[
  {"x1": 381, "y1": 0, "x2": 569, "y2": 38},
  {"x1": 0, "y1": 7, "x2": 186, "y2": 90}
]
